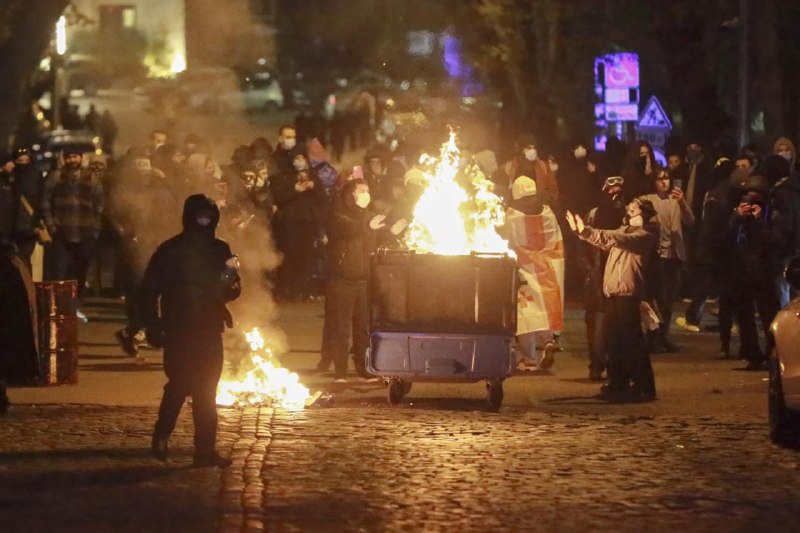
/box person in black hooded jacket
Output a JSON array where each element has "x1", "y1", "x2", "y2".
[{"x1": 142, "y1": 194, "x2": 241, "y2": 467}]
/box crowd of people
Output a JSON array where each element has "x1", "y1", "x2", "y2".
[{"x1": 1, "y1": 111, "x2": 799, "y2": 404}]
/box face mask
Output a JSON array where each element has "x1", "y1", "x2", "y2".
[
  {"x1": 779, "y1": 151, "x2": 792, "y2": 162},
  {"x1": 196, "y1": 216, "x2": 212, "y2": 227},
  {"x1": 574, "y1": 147, "x2": 587, "y2": 159},
  {"x1": 523, "y1": 149, "x2": 538, "y2": 161},
  {"x1": 549, "y1": 161, "x2": 559, "y2": 172},
  {"x1": 282, "y1": 138, "x2": 296, "y2": 150},
  {"x1": 355, "y1": 192, "x2": 371, "y2": 208},
  {"x1": 293, "y1": 160, "x2": 307, "y2": 171},
  {"x1": 628, "y1": 215, "x2": 643, "y2": 227}
]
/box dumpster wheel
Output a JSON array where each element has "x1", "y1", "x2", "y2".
[
  {"x1": 388, "y1": 379, "x2": 406, "y2": 405},
  {"x1": 486, "y1": 380, "x2": 504, "y2": 411}
]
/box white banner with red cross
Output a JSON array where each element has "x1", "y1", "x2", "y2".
[{"x1": 505, "y1": 205, "x2": 565, "y2": 335}]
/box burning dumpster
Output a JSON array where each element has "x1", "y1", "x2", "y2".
[{"x1": 367, "y1": 250, "x2": 517, "y2": 410}]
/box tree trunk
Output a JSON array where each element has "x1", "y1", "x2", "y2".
[
  {"x1": 0, "y1": 0, "x2": 69, "y2": 151},
  {"x1": 754, "y1": 0, "x2": 784, "y2": 139}
]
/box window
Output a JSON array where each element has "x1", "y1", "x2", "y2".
[{"x1": 99, "y1": 5, "x2": 136, "y2": 31}]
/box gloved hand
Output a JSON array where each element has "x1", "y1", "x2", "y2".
[{"x1": 145, "y1": 326, "x2": 164, "y2": 349}]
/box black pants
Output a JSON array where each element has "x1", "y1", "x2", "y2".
[
  {"x1": 14, "y1": 236, "x2": 36, "y2": 274},
  {"x1": 52, "y1": 237, "x2": 96, "y2": 302},
  {"x1": 603, "y1": 296, "x2": 653, "y2": 394},
  {"x1": 584, "y1": 310, "x2": 606, "y2": 374},
  {"x1": 117, "y1": 258, "x2": 143, "y2": 335},
  {"x1": 326, "y1": 276, "x2": 369, "y2": 378},
  {"x1": 154, "y1": 335, "x2": 223, "y2": 454},
  {"x1": 278, "y1": 222, "x2": 316, "y2": 300},
  {"x1": 655, "y1": 257, "x2": 681, "y2": 339}
]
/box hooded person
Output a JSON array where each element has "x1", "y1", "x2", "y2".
[
  {"x1": 759, "y1": 154, "x2": 800, "y2": 308},
  {"x1": 773, "y1": 137, "x2": 797, "y2": 171},
  {"x1": 720, "y1": 171, "x2": 778, "y2": 370},
  {"x1": 10, "y1": 147, "x2": 43, "y2": 268},
  {"x1": 142, "y1": 194, "x2": 240, "y2": 467},
  {"x1": 579, "y1": 175, "x2": 627, "y2": 380},
  {"x1": 567, "y1": 198, "x2": 659, "y2": 401},
  {"x1": 110, "y1": 147, "x2": 180, "y2": 359},
  {"x1": 154, "y1": 143, "x2": 193, "y2": 202},
  {"x1": 495, "y1": 134, "x2": 559, "y2": 207},
  {"x1": 502, "y1": 176, "x2": 565, "y2": 372}
]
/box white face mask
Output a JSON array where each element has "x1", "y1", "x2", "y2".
[
  {"x1": 523, "y1": 148, "x2": 538, "y2": 161},
  {"x1": 293, "y1": 160, "x2": 307, "y2": 171},
  {"x1": 628, "y1": 215, "x2": 643, "y2": 227},
  {"x1": 574, "y1": 146, "x2": 587, "y2": 159},
  {"x1": 282, "y1": 138, "x2": 296, "y2": 150},
  {"x1": 549, "y1": 162, "x2": 559, "y2": 172},
  {"x1": 355, "y1": 192, "x2": 371, "y2": 208}
]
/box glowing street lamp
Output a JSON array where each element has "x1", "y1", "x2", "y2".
[{"x1": 56, "y1": 16, "x2": 67, "y2": 56}]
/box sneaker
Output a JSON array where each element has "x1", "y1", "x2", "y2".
[
  {"x1": 115, "y1": 329, "x2": 139, "y2": 357},
  {"x1": 538, "y1": 341, "x2": 557, "y2": 370},
  {"x1": 675, "y1": 316, "x2": 700, "y2": 333},
  {"x1": 133, "y1": 330, "x2": 148, "y2": 348},
  {"x1": 192, "y1": 451, "x2": 232, "y2": 468},
  {"x1": 151, "y1": 434, "x2": 169, "y2": 461},
  {"x1": 333, "y1": 377, "x2": 348, "y2": 384},
  {"x1": 76, "y1": 309, "x2": 89, "y2": 323},
  {"x1": 588, "y1": 370, "x2": 604, "y2": 381}
]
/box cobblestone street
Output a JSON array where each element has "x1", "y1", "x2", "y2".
[
  {"x1": 3, "y1": 404, "x2": 800, "y2": 532},
  {"x1": 2, "y1": 302, "x2": 800, "y2": 531}
]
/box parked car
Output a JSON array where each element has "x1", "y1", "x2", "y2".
[
  {"x1": 769, "y1": 257, "x2": 800, "y2": 444},
  {"x1": 31, "y1": 129, "x2": 103, "y2": 173},
  {"x1": 176, "y1": 67, "x2": 284, "y2": 113}
]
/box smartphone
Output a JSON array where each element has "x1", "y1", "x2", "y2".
[
  {"x1": 672, "y1": 178, "x2": 683, "y2": 190},
  {"x1": 352, "y1": 165, "x2": 364, "y2": 180}
]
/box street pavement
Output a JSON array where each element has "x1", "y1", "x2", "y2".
[{"x1": 3, "y1": 298, "x2": 800, "y2": 532}]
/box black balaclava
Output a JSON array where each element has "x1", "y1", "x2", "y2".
[{"x1": 182, "y1": 194, "x2": 219, "y2": 239}]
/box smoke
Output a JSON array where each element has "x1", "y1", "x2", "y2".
[{"x1": 107, "y1": 155, "x2": 285, "y2": 357}]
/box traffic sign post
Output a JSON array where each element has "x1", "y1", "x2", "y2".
[{"x1": 635, "y1": 96, "x2": 672, "y2": 165}]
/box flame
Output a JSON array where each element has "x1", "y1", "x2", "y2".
[
  {"x1": 403, "y1": 131, "x2": 508, "y2": 255},
  {"x1": 216, "y1": 328, "x2": 311, "y2": 410}
]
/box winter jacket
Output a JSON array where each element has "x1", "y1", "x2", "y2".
[
  {"x1": 326, "y1": 198, "x2": 382, "y2": 282},
  {"x1": 41, "y1": 167, "x2": 104, "y2": 242},
  {"x1": 578, "y1": 223, "x2": 657, "y2": 299},
  {"x1": 141, "y1": 195, "x2": 239, "y2": 339},
  {"x1": 640, "y1": 193, "x2": 695, "y2": 261},
  {"x1": 769, "y1": 175, "x2": 800, "y2": 271},
  {"x1": 581, "y1": 202, "x2": 625, "y2": 312},
  {"x1": 12, "y1": 163, "x2": 43, "y2": 239}
]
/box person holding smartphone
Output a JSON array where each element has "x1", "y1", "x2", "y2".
[{"x1": 639, "y1": 169, "x2": 695, "y2": 352}]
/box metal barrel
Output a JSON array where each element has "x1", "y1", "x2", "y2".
[{"x1": 34, "y1": 281, "x2": 79, "y2": 385}]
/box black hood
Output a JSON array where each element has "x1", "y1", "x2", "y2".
[
  {"x1": 182, "y1": 194, "x2": 219, "y2": 237},
  {"x1": 758, "y1": 154, "x2": 791, "y2": 186}
]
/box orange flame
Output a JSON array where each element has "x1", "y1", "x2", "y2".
[
  {"x1": 403, "y1": 131, "x2": 508, "y2": 255},
  {"x1": 216, "y1": 328, "x2": 311, "y2": 410}
]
